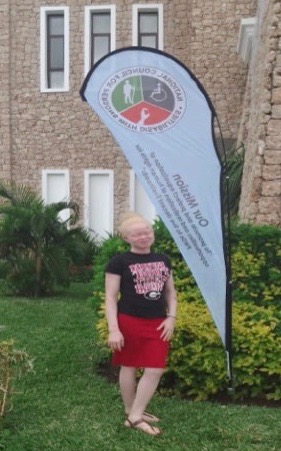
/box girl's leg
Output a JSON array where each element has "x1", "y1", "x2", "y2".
[
  {"x1": 125, "y1": 367, "x2": 164, "y2": 434},
  {"x1": 119, "y1": 366, "x2": 137, "y2": 415}
]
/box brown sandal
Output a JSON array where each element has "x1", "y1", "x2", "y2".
[
  {"x1": 125, "y1": 418, "x2": 162, "y2": 436},
  {"x1": 125, "y1": 411, "x2": 160, "y2": 423},
  {"x1": 143, "y1": 411, "x2": 160, "y2": 423}
]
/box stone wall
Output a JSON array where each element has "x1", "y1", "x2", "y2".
[
  {"x1": 4, "y1": 0, "x2": 279, "y2": 230},
  {"x1": 238, "y1": 0, "x2": 281, "y2": 226},
  {"x1": 0, "y1": 1, "x2": 12, "y2": 181}
]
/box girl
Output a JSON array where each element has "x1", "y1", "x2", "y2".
[{"x1": 105, "y1": 213, "x2": 177, "y2": 436}]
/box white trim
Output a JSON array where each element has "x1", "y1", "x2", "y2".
[
  {"x1": 132, "y1": 3, "x2": 163, "y2": 50},
  {"x1": 40, "y1": 6, "x2": 69, "y2": 92},
  {"x1": 41, "y1": 169, "x2": 70, "y2": 223},
  {"x1": 129, "y1": 169, "x2": 136, "y2": 211},
  {"x1": 84, "y1": 5, "x2": 116, "y2": 77},
  {"x1": 129, "y1": 169, "x2": 156, "y2": 223},
  {"x1": 42, "y1": 169, "x2": 70, "y2": 203},
  {"x1": 237, "y1": 17, "x2": 256, "y2": 65},
  {"x1": 84, "y1": 169, "x2": 114, "y2": 238}
]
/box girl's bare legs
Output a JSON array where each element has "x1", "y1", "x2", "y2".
[
  {"x1": 125, "y1": 367, "x2": 164, "y2": 435},
  {"x1": 119, "y1": 366, "x2": 137, "y2": 415}
]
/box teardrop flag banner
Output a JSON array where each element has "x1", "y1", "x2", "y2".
[{"x1": 80, "y1": 47, "x2": 233, "y2": 382}]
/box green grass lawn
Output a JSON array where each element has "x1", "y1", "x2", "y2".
[{"x1": 0, "y1": 283, "x2": 280, "y2": 450}]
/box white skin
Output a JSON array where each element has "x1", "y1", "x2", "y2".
[{"x1": 105, "y1": 220, "x2": 177, "y2": 435}]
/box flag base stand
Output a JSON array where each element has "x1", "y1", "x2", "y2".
[
  {"x1": 226, "y1": 350, "x2": 235, "y2": 396},
  {"x1": 227, "y1": 385, "x2": 235, "y2": 396}
]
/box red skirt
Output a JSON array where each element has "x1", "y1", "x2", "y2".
[{"x1": 112, "y1": 313, "x2": 169, "y2": 368}]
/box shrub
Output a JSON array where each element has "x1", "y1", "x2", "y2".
[
  {"x1": 69, "y1": 264, "x2": 94, "y2": 283},
  {"x1": 163, "y1": 295, "x2": 281, "y2": 401},
  {"x1": 95, "y1": 292, "x2": 281, "y2": 401},
  {"x1": 231, "y1": 302, "x2": 281, "y2": 401},
  {"x1": 92, "y1": 219, "x2": 281, "y2": 401},
  {"x1": 230, "y1": 222, "x2": 281, "y2": 306},
  {"x1": 0, "y1": 340, "x2": 33, "y2": 420},
  {"x1": 0, "y1": 181, "x2": 97, "y2": 297}
]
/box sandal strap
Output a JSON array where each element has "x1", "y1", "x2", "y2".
[
  {"x1": 125, "y1": 418, "x2": 161, "y2": 435},
  {"x1": 126, "y1": 418, "x2": 143, "y2": 428},
  {"x1": 130, "y1": 419, "x2": 158, "y2": 431},
  {"x1": 126, "y1": 411, "x2": 158, "y2": 420},
  {"x1": 143, "y1": 411, "x2": 157, "y2": 419}
]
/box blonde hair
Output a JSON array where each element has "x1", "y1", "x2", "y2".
[{"x1": 118, "y1": 212, "x2": 152, "y2": 238}]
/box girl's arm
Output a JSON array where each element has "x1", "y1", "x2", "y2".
[
  {"x1": 157, "y1": 273, "x2": 177, "y2": 341},
  {"x1": 105, "y1": 272, "x2": 124, "y2": 351},
  {"x1": 165, "y1": 273, "x2": 177, "y2": 318}
]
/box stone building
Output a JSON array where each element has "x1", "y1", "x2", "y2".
[
  {"x1": 238, "y1": 0, "x2": 281, "y2": 226},
  {"x1": 0, "y1": 0, "x2": 280, "y2": 239}
]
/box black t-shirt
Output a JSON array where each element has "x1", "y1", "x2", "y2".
[{"x1": 105, "y1": 251, "x2": 171, "y2": 318}]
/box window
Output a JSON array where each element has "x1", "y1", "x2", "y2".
[
  {"x1": 237, "y1": 17, "x2": 256, "y2": 65},
  {"x1": 40, "y1": 7, "x2": 69, "y2": 92},
  {"x1": 132, "y1": 4, "x2": 163, "y2": 49},
  {"x1": 84, "y1": 5, "x2": 116, "y2": 76},
  {"x1": 42, "y1": 170, "x2": 70, "y2": 222},
  {"x1": 138, "y1": 12, "x2": 158, "y2": 47},
  {"x1": 91, "y1": 12, "x2": 110, "y2": 64},
  {"x1": 84, "y1": 170, "x2": 114, "y2": 240},
  {"x1": 47, "y1": 14, "x2": 64, "y2": 88},
  {"x1": 129, "y1": 170, "x2": 156, "y2": 223}
]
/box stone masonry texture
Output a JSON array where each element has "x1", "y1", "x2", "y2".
[
  {"x1": 0, "y1": 0, "x2": 280, "y2": 228},
  {"x1": 238, "y1": 0, "x2": 281, "y2": 225}
]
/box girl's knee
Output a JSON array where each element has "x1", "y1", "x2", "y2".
[
  {"x1": 144, "y1": 367, "x2": 165, "y2": 378},
  {"x1": 120, "y1": 366, "x2": 137, "y2": 376}
]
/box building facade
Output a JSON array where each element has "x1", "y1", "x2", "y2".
[
  {"x1": 0, "y1": 0, "x2": 280, "y2": 239},
  {"x1": 238, "y1": 0, "x2": 281, "y2": 226}
]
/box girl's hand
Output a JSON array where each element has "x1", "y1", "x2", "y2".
[
  {"x1": 107, "y1": 330, "x2": 124, "y2": 351},
  {"x1": 157, "y1": 317, "x2": 176, "y2": 341}
]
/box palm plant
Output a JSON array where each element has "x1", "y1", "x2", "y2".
[
  {"x1": 0, "y1": 181, "x2": 96, "y2": 297},
  {"x1": 223, "y1": 143, "x2": 245, "y2": 216}
]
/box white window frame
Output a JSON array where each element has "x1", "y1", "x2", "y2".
[
  {"x1": 129, "y1": 170, "x2": 138, "y2": 211},
  {"x1": 42, "y1": 169, "x2": 70, "y2": 203},
  {"x1": 132, "y1": 3, "x2": 163, "y2": 50},
  {"x1": 84, "y1": 169, "x2": 114, "y2": 238},
  {"x1": 129, "y1": 170, "x2": 156, "y2": 223},
  {"x1": 42, "y1": 169, "x2": 70, "y2": 223},
  {"x1": 40, "y1": 6, "x2": 70, "y2": 92},
  {"x1": 237, "y1": 17, "x2": 256, "y2": 65},
  {"x1": 84, "y1": 5, "x2": 116, "y2": 77}
]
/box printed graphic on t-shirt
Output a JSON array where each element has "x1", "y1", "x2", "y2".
[{"x1": 128, "y1": 261, "x2": 170, "y2": 300}]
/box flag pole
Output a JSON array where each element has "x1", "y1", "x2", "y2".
[
  {"x1": 214, "y1": 115, "x2": 235, "y2": 394},
  {"x1": 225, "y1": 170, "x2": 234, "y2": 394}
]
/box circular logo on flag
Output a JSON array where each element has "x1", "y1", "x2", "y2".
[{"x1": 99, "y1": 66, "x2": 186, "y2": 133}]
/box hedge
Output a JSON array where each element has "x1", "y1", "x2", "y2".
[
  {"x1": 95, "y1": 294, "x2": 281, "y2": 401},
  {"x1": 91, "y1": 220, "x2": 281, "y2": 401}
]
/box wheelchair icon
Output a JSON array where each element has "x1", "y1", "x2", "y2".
[{"x1": 150, "y1": 83, "x2": 167, "y2": 102}]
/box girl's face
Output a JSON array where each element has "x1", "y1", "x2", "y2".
[{"x1": 123, "y1": 221, "x2": 154, "y2": 253}]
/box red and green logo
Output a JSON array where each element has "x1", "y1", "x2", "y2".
[{"x1": 99, "y1": 66, "x2": 186, "y2": 133}]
